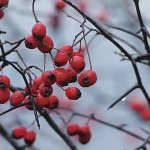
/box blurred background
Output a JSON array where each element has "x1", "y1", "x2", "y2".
[{"x1": 1, "y1": 0, "x2": 150, "y2": 149}]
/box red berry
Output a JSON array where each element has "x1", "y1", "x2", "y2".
[
  {"x1": 24, "y1": 82, "x2": 38, "y2": 95},
  {"x1": 12, "y1": 126, "x2": 27, "y2": 139},
  {"x1": 0, "y1": 75, "x2": 10, "y2": 89},
  {"x1": 25, "y1": 34, "x2": 41, "y2": 49},
  {"x1": 42, "y1": 70, "x2": 56, "y2": 85},
  {"x1": 54, "y1": 52, "x2": 69, "y2": 67},
  {"x1": 78, "y1": 70, "x2": 97, "y2": 87},
  {"x1": 67, "y1": 123, "x2": 79, "y2": 136},
  {"x1": 35, "y1": 93, "x2": 49, "y2": 107},
  {"x1": 70, "y1": 56, "x2": 85, "y2": 73},
  {"x1": 0, "y1": 10, "x2": 4, "y2": 19},
  {"x1": 33, "y1": 75, "x2": 43, "y2": 89},
  {"x1": 32, "y1": 22, "x2": 46, "y2": 40},
  {"x1": 140, "y1": 107, "x2": 150, "y2": 121},
  {"x1": 55, "y1": 0, "x2": 66, "y2": 10},
  {"x1": 65, "y1": 67, "x2": 77, "y2": 83},
  {"x1": 0, "y1": 0, "x2": 8, "y2": 8},
  {"x1": 58, "y1": 44, "x2": 73, "y2": 56},
  {"x1": 79, "y1": 131, "x2": 91, "y2": 144},
  {"x1": 71, "y1": 50, "x2": 84, "y2": 59},
  {"x1": 0, "y1": 88, "x2": 10, "y2": 104},
  {"x1": 53, "y1": 68, "x2": 68, "y2": 86},
  {"x1": 24, "y1": 96, "x2": 33, "y2": 110},
  {"x1": 39, "y1": 84, "x2": 53, "y2": 97},
  {"x1": 10, "y1": 91, "x2": 25, "y2": 106},
  {"x1": 38, "y1": 35, "x2": 54, "y2": 53},
  {"x1": 48, "y1": 94, "x2": 59, "y2": 109},
  {"x1": 24, "y1": 130, "x2": 36, "y2": 145},
  {"x1": 65, "y1": 86, "x2": 81, "y2": 100}
]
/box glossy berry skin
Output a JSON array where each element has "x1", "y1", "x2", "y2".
[
  {"x1": 78, "y1": 125, "x2": 91, "y2": 144},
  {"x1": 38, "y1": 35, "x2": 54, "y2": 53},
  {"x1": 48, "y1": 94, "x2": 59, "y2": 109},
  {"x1": 70, "y1": 56, "x2": 85, "y2": 73},
  {"x1": 0, "y1": 75, "x2": 10, "y2": 89},
  {"x1": 55, "y1": 0, "x2": 66, "y2": 10},
  {"x1": 54, "y1": 52, "x2": 69, "y2": 67},
  {"x1": 25, "y1": 34, "x2": 41, "y2": 49},
  {"x1": 67, "y1": 123, "x2": 79, "y2": 136},
  {"x1": 0, "y1": 0, "x2": 8, "y2": 8},
  {"x1": 33, "y1": 75, "x2": 43, "y2": 89},
  {"x1": 39, "y1": 84, "x2": 53, "y2": 97},
  {"x1": 24, "y1": 96, "x2": 33, "y2": 110},
  {"x1": 0, "y1": 88, "x2": 10, "y2": 104},
  {"x1": 65, "y1": 86, "x2": 81, "y2": 100},
  {"x1": 12, "y1": 126, "x2": 27, "y2": 139},
  {"x1": 42, "y1": 70, "x2": 56, "y2": 85},
  {"x1": 35, "y1": 93, "x2": 49, "y2": 108},
  {"x1": 71, "y1": 50, "x2": 84, "y2": 59},
  {"x1": 65, "y1": 67, "x2": 77, "y2": 83},
  {"x1": 53, "y1": 68, "x2": 68, "y2": 86},
  {"x1": 32, "y1": 22, "x2": 46, "y2": 40},
  {"x1": 24, "y1": 130, "x2": 36, "y2": 145},
  {"x1": 10, "y1": 91, "x2": 25, "y2": 106},
  {"x1": 78, "y1": 70, "x2": 97, "y2": 87},
  {"x1": 0, "y1": 10, "x2": 4, "y2": 19},
  {"x1": 58, "y1": 44, "x2": 73, "y2": 56}
]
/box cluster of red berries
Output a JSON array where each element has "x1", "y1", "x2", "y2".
[
  {"x1": 12, "y1": 126, "x2": 36, "y2": 145},
  {"x1": 128, "y1": 97, "x2": 150, "y2": 121},
  {"x1": 0, "y1": 75, "x2": 10, "y2": 104},
  {"x1": 67, "y1": 123, "x2": 91, "y2": 144},
  {"x1": 0, "y1": 0, "x2": 8, "y2": 19}
]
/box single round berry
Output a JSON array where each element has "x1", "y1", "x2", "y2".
[
  {"x1": 48, "y1": 94, "x2": 59, "y2": 109},
  {"x1": 32, "y1": 22, "x2": 46, "y2": 40},
  {"x1": 38, "y1": 35, "x2": 54, "y2": 53},
  {"x1": 65, "y1": 67, "x2": 77, "y2": 83},
  {"x1": 42, "y1": 70, "x2": 56, "y2": 85},
  {"x1": 0, "y1": 0, "x2": 8, "y2": 8},
  {"x1": 55, "y1": 0, "x2": 66, "y2": 10},
  {"x1": 39, "y1": 84, "x2": 53, "y2": 97},
  {"x1": 35, "y1": 93, "x2": 49, "y2": 107},
  {"x1": 53, "y1": 68, "x2": 68, "y2": 86},
  {"x1": 54, "y1": 52, "x2": 69, "y2": 67},
  {"x1": 0, "y1": 9, "x2": 4, "y2": 19},
  {"x1": 33, "y1": 75, "x2": 43, "y2": 89},
  {"x1": 71, "y1": 50, "x2": 84, "y2": 59},
  {"x1": 78, "y1": 124, "x2": 90, "y2": 136},
  {"x1": 10, "y1": 91, "x2": 25, "y2": 106},
  {"x1": 24, "y1": 130, "x2": 36, "y2": 145},
  {"x1": 12, "y1": 126, "x2": 27, "y2": 139},
  {"x1": 0, "y1": 88, "x2": 10, "y2": 104},
  {"x1": 0, "y1": 75, "x2": 10, "y2": 89},
  {"x1": 65, "y1": 86, "x2": 81, "y2": 100},
  {"x1": 78, "y1": 70, "x2": 97, "y2": 87},
  {"x1": 58, "y1": 44, "x2": 73, "y2": 56},
  {"x1": 79, "y1": 130, "x2": 91, "y2": 144},
  {"x1": 67, "y1": 123, "x2": 79, "y2": 136},
  {"x1": 25, "y1": 34, "x2": 41, "y2": 49},
  {"x1": 70, "y1": 56, "x2": 85, "y2": 73}
]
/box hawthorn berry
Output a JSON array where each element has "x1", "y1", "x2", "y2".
[
  {"x1": 0, "y1": 75, "x2": 10, "y2": 89},
  {"x1": 39, "y1": 84, "x2": 53, "y2": 97},
  {"x1": 38, "y1": 35, "x2": 54, "y2": 53},
  {"x1": 65, "y1": 86, "x2": 81, "y2": 100},
  {"x1": 35, "y1": 93, "x2": 49, "y2": 107},
  {"x1": 0, "y1": 88, "x2": 10, "y2": 104},
  {"x1": 53, "y1": 68, "x2": 68, "y2": 86},
  {"x1": 70, "y1": 56, "x2": 85, "y2": 73},
  {"x1": 54, "y1": 52, "x2": 69, "y2": 67},
  {"x1": 78, "y1": 70, "x2": 97, "y2": 87},
  {"x1": 67, "y1": 123, "x2": 79, "y2": 136},
  {"x1": 65, "y1": 67, "x2": 77, "y2": 83},
  {"x1": 48, "y1": 94, "x2": 59, "y2": 109},
  {"x1": 0, "y1": 0, "x2": 8, "y2": 8},
  {"x1": 42, "y1": 70, "x2": 56, "y2": 85},
  {"x1": 71, "y1": 50, "x2": 84, "y2": 59},
  {"x1": 25, "y1": 34, "x2": 41, "y2": 49},
  {"x1": 55, "y1": 0, "x2": 66, "y2": 10},
  {"x1": 10, "y1": 90, "x2": 25, "y2": 106},
  {"x1": 24, "y1": 130, "x2": 36, "y2": 145},
  {"x1": 32, "y1": 22, "x2": 46, "y2": 40},
  {"x1": 33, "y1": 75, "x2": 43, "y2": 89},
  {"x1": 58, "y1": 44, "x2": 73, "y2": 56},
  {"x1": 12, "y1": 126, "x2": 27, "y2": 139},
  {"x1": 0, "y1": 9, "x2": 4, "y2": 19},
  {"x1": 24, "y1": 82, "x2": 38, "y2": 95},
  {"x1": 79, "y1": 131, "x2": 91, "y2": 144}
]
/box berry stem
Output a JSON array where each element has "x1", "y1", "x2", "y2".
[{"x1": 32, "y1": 0, "x2": 39, "y2": 22}]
